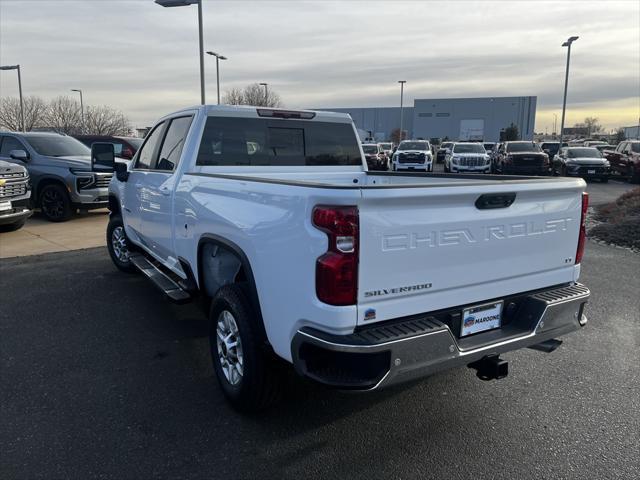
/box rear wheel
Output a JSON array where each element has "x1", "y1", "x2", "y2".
[
  {"x1": 106, "y1": 214, "x2": 137, "y2": 273},
  {"x1": 210, "y1": 283, "x2": 285, "y2": 412},
  {"x1": 39, "y1": 184, "x2": 73, "y2": 222}
]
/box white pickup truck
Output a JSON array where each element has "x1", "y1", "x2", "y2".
[{"x1": 99, "y1": 105, "x2": 590, "y2": 411}]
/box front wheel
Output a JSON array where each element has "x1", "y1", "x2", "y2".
[
  {"x1": 210, "y1": 283, "x2": 285, "y2": 411},
  {"x1": 39, "y1": 184, "x2": 73, "y2": 222},
  {"x1": 106, "y1": 214, "x2": 137, "y2": 273}
]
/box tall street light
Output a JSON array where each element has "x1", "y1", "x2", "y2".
[
  {"x1": 206, "y1": 51, "x2": 227, "y2": 105},
  {"x1": 553, "y1": 113, "x2": 558, "y2": 136},
  {"x1": 558, "y1": 36, "x2": 578, "y2": 149},
  {"x1": 398, "y1": 80, "x2": 406, "y2": 143},
  {"x1": 155, "y1": 0, "x2": 205, "y2": 105},
  {"x1": 0, "y1": 64, "x2": 24, "y2": 132},
  {"x1": 259, "y1": 83, "x2": 268, "y2": 105},
  {"x1": 71, "y1": 89, "x2": 84, "y2": 132}
]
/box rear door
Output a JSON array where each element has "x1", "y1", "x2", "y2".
[{"x1": 356, "y1": 180, "x2": 584, "y2": 325}]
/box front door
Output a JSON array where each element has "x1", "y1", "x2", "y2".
[
  {"x1": 123, "y1": 121, "x2": 166, "y2": 242},
  {"x1": 139, "y1": 115, "x2": 194, "y2": 267}
]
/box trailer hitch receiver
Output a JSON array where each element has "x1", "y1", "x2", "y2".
[{"x1": 468, "y1": 354, "x2": 508, "y2": 381}]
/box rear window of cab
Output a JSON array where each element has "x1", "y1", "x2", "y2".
[{"x1": 196, "y1": 117, "x2": 361, "y2": 166}]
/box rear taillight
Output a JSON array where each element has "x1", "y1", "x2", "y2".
[
  {"x1": 575, "y1": 192, "x2": 588, "y2": 264},
  {"x1": 313, "y1": 205, "x2": 359, "y2": 305}
]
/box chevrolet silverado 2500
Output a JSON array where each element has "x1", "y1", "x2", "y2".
[{"x1": 103, "y1": 105, "x2": 590, "y2": 411}]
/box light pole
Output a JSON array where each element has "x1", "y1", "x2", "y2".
[
  {"x1": 558, "y1": 36, "x2": 578, "y2": 149},
  {"x1": 0, "y1": 64, "x2": 24, "y2": 132},
  {"x1": 71, "y1": 89, "x2": 84, "y2": 132},
  {"x1": 206, "y1": 51, "x2": 227, "y2": 104},
  {"x1": 259, "y1": 83, "x2": 268, "y2": 105},
  {"x1": 155, "y1": 0, "x2": 205, "y2": 105},
  {"x1": 553, "y1": 113, "x2": 558, "y2": 136},
  {"x1": 398, "y1": 80, "x2": 406, "y2": 143}
]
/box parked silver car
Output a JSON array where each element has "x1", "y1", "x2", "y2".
[{"x1": 0, "y1": 132, "x2": 112, "y2": 221}]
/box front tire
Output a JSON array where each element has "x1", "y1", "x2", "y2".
[
  {"x1": 39, "y1": 184, "x2": 73, "y2": 222},
  {"x1": 210, "y1": 283, "x2": 284, "y2": 411},
  {"x1": 106, "y1": 214, "x2": 137, "y2": 273}
]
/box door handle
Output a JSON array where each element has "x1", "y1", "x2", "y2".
[{"x1": 159, "y1": 187, "x2": 171, "y2": 196}]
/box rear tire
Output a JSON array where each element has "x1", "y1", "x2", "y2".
[
  {"x1": 39, "y1": 184, "x2": 72, "y2": 222},
  {"x1": 210, "y1": 283, "x2": 285, "y2": 412},
  {"x1": 106, "y1": 214, "x2": 137, "y2": 273}
]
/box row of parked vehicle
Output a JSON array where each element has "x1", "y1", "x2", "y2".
[{"x1": 0, "y1": 132, "x2": 143, "y2": 229}]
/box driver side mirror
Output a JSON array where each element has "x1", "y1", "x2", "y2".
[
  {"x1": 91, "y1": 142, "x2": 115, "y2": 172},
  {"x1": 445, "y1": 149, "x2": 451, "y2": 154},
  {"x1": 543, "y1": 149, "x2": 550, "y2": 154},
  {"x1": 9, "y1": 149, "x2": 28, "y2": 162}
]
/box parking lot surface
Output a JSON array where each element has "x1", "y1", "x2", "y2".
[
  {"x1": 1, "y1": 242, "x2": 638, "y2": 479},
  {"x1": 0, "y1": 210, "x2": 108, "y2": 258}
]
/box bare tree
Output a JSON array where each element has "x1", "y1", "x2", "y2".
[
  {"x1": 222, "y1": 87, "x2": 245, "y2": 105},
  {"x1": 584, "y1": 117, "x2": 602, "y2": 137},
  {"x1": 45, "y1": 96, "x2": 83, "y2": 135},
  {"x1": 84, "y1": 105, "x2": 132, "y2": 136},
  {"x1": 222, "y1": 83, "x2": 283, "y2": 107},
  {"x1": 0, "y1": 96, "x2": 48, "y2": 131}
]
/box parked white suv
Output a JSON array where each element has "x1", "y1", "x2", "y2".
[
  {"x1": 445, "y1": 142, "x2": 491, "y2": 173},
  {"x1": 102, "y1": 105, "x2": 590, "y2": 411},
  {"x1": 391, "y1": 140, "x2": 433, "y2": 172}
]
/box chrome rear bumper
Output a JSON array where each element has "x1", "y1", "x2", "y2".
[{"x1": 291, "y1": 283, "x2": 590, "y2": 390}]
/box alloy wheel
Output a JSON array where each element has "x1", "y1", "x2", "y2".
[
  {"x1": 41, "y1": 188, "x2": 65, "y2": 219},
  {"x1": 111, "y1": 226, "x2": 130, "y2": 263},
  {"x1": 216, "y1": 310, "x2": 244, "y2": 385}
]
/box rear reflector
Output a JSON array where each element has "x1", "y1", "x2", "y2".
[
  {"x1": 575, "y1": 192, "x2": 588, "y2": 264},
  {"x1": 257, "y1": 108, "x2": 316, "y2": 119}
]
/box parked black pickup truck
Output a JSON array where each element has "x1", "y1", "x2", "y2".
[
  {"x1": 0, "y1": 160, "x2": 32, "y2": 231},
  {"x1": 493, "y1": 141, "x2": 551, "y2": 175}
]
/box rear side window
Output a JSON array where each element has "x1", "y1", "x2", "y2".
[
  {"x1": 156, "y1": 116, "x2": 193, "y2": 171},
  {"x1": 196, "y1": 117, "x2": 361, "y2": 166},
  {"x1": 135, "y1": 122, "x2": 165, "y2": 169},
  {"x1": 0, "y1": 136, "x2": 25, "y2": 155}
]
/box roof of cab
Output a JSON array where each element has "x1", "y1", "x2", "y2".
[{"x1": 165, "y1": 104, "x2": 353, "y2": 123}]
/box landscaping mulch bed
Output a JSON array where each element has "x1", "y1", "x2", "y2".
[{"x1": 587, "y1": 187, "x2": 640, "y2": 252}]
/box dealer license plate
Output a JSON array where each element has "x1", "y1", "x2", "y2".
[
  {"x1": 461, "y1": 301, "x2": 503, "y2": 337},
  {"x1": 0, "y1": 201, "x2": 11, "y2": 212}
]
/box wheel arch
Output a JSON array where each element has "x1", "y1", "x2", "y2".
[
  {"x1": 33, "y1": 176, "x2": 68, "y2": 201},
  {"x1": 197, "y1": 234, "x2": 267, "y2": 338},
  {"x1": 108, "y1": 194, "x2": 120, "y2": 214}
]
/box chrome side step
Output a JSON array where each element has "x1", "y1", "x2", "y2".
[{"x1": 129, "y1": 253, "x2": 192, "y2": 304}]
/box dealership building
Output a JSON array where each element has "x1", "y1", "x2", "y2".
[{"x1": 323, "y1": 96, "x2": 537, "y2": 142}]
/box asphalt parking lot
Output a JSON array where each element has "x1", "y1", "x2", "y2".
[{"x1": 1, "y1": 241, "x2": 638, "y2": 480}]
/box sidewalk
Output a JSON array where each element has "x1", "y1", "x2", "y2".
[{"x1": 0, "y1": 210, "x2": 108, "y2": 258}]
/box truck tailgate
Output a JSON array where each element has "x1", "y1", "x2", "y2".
[{"x1": 357, "y1": 180, "x2": 584, "y2": 325}]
